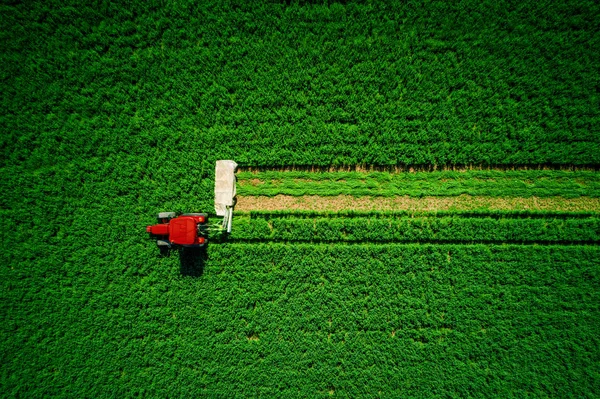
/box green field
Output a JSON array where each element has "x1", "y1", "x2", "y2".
[{"x1": 2, "y1": 0, "x2": 600, "y2": 397}]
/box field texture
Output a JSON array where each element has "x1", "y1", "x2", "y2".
[{"x1": 2, "y1": 0, "x2": 600, "y2": 397}]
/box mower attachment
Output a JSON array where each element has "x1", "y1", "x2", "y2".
[{"x1": 214, "y1": 160, "x2": 237, "y2": 233}]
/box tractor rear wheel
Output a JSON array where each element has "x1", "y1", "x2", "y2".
[{"x1": 157, "y1": 212, "x2": 176, "y2": 223}]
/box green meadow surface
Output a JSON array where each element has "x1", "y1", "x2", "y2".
[
  {"x1": 2, "y1": 0, "x2": 600, "y2": 397},
  {"x1": 3, "y1": 243, "x2": 599, "y2": 397},
  {"x1": 237, "y1": 170, "x2": 600, "y2": 197},
  {"x1": 2, "y1": 0, "x2": 600, "y2": 168}
]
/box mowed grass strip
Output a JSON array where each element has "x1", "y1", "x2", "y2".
[
  {"x1": 230, "y1": 215, "x2": 600, "y2": 244},
  {"x1": 237, "y1": 170, "x2": 600, "y2": 198},
  {"x1": 236, "y1": 195, "x2": 600, "y2": 212}
]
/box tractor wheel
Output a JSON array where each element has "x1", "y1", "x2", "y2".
[
  {"x1": 157, "y1": 212, "x2": 176, "y2": 223},
  {"x1": 156, "y1": 240, "x2": 171, "y2": 248}
]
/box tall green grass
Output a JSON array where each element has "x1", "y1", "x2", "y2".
[
  {"x1": 2, "y1": 0, "x2": 600, "y2": 168},
  {"x1": 3, "y1": 243, "x2": 598, "y2": 397}
]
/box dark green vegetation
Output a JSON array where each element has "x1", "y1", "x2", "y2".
[
  {"x1": 2, "y1": 0, "x2": 600, "y2": 168},
  {"x1": 4, "y1": 243, "x2": 599, "y2": 397},
  {"x1": 2, "y1": 0, "x2": 600, "y2": 397},
  {"x1": 238, "y1": 169, "x2": 600, "y2": 197}
]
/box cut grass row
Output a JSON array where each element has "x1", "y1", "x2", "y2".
[
  {"x1": 229, "y1": 215, "x2": 600, "y2": 244},
  {"x1": 236, "y1": 194, "x2": 600, "y2": 213},
  {"x1": 237, "y1": 170, "x2": 600, "y2": 198},
  {"x1": 243, "y1": 209, "x2": 600, "y2": 219}
]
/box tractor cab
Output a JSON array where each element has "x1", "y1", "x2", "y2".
[{"x1": 146, "y1": 213, "x2": 208, "y2": 248}]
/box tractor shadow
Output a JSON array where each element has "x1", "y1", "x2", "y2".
[{"x1": 178, "y1": 247, "x2": 208, "y2": 277}]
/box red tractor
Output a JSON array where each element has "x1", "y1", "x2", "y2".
[
  {"x1": 146, "y1": 212, "x2": 209, "y2": 249},
  {"x1": 146, "y1": 160, "x2": 237, "y2": 252}
]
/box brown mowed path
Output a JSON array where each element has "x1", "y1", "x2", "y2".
[{"x1": 236, "y1": 195, "x2": 600, "y2": 212}]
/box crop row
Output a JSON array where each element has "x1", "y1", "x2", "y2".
[
  {"x1": 237, "y1": 169, "x2": 600, "y2": 198},
  {"x1": 229, "y1": 216, "x2": 600, "y2": 243}
]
